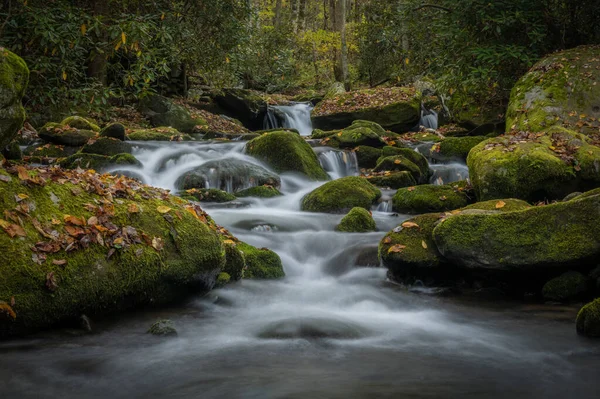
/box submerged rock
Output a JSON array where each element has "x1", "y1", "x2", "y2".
[
  {"x1": 576, "y1": 299, "x2": 600, "y2": 338},
  {"x1": 246, "y1": 130, "x2": 328, "y2": 180},
  {"x1": 148, "y1": 320, "x2": 178, "y2": 337},
  {"x1": 0, "y1": 49, "x2": 29, "y2": 150},
  {"x1": 301, "y1": 176, "x2": 381, "y2": 213},
  {"x1": 258, "y1": 316, "x2": 368, "y2": 340},
  {"x1": 336, "y1": 207, "x2": 377, "y2": 233}
]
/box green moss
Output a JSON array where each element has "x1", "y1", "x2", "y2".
[
  {"x1": 373, "y1": 156, "x2": 423, "y2": 182},
  {"x1": 138, "y1": 94, "x2": 203, "y2": 133},
  {"x1": 100, "y1": 123, "x2": 126, "y2": 141},
  {"x1": 462, "y1": 199, "x2": 531, "y2": 212},
  {"x1": 336, "y1": 207, "x2": 377, "y2": 233},
  {"x1": 246, "y1": 130, "x2": 328, "y2": 180},
  {"x1": 542, "y1": 271, "x2": 589, "y2": 302},
  {"x1": 216, "y1": 272, "x2": 232, "y2": 287},
  {"x1": 38, "y1": 124, "x2": 96, "y2": 147},
  {"x1": 147, "y1": 320, "x2": 177, "y2": 336},
  {"x1": 334, "y1": 126, "x2": 387, "y2": 149},
  {"x1": 432, "y1": 192, "x2": 600, "y2": 270},
  {"x1": 24, "y1": 143, "x2": 78, "y2": 158},
  {"x1": 223, "y1": 243, "x2": 245, "y2": 280},
  {"x1": 237, "y1": 242, "x2": 285, "y2": 279},
  {"x1": 235, "y1": 185, "x2": 282, "y2": 198},
  {"x1": 60, "y1": 116, "x2": 100, "y2": 132},
  {"x1": 128, "y1": 127, "x2": 193, "y2": 141},
  {"x1": 0, "y1": 50, "x2": 29, "y2": 149},
  {"x1": 576, "y1": 298, "x2": 600, "y2": 337},
  {"x1": 375, "y1": 148, "x2": 430, "y2": 181},
  {"x1": 437, "y1": 136, "x2": 487, "y2": 160},
  {"x1": 81, "y1": 137, "x2": 132, "y2": 156},
  {"x1": 365, "y1": 171, "x2": 416, "y2": 189},
  {"x1": 347, "y1": 120, "x2": 387, "y2": 136},
  {"x1": 0, "y1": 167, "x2": 227, "y2": 338},
  {"x1": 180, "y1": 188, "x2": 236, "y2": 203},
  {"x1": 2, "y1": 141, "x2": 22, "y2": 160},
  {"x1": 311, "y1": 129, "x2": 337, "y2": 139},
  {"x1": 301, "y1": 176, "x2": 381, "y2": 213},
  {"x1": 59, "y1": 153, "x2": 140, "y2": 170},
  {"x1": 354, "y1": 146, "x2": 382, "y2": 169},
  {"x1": 393, "y1": 182, "x2": 472, "y2": 214}
]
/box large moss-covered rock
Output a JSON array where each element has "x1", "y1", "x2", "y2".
[
  {"x1": 81, "y1": 137, "x2": 132, "y2": 156},
  {"x1": 434, "y1": 136, "x2": 487, "y2": 161},
  {"x1": 393, "y1": 182, "x2": 472, "y2": 214},
  {"x1": 576, "y1": 298, "x2": 600, "y2": 337},
  {"x1": 38, "y1": 123, "x2": 96, "y2": 147},
  {"x1": 542, "y1": 271, "x2": 589, "y2": 302},
  {"x1": 128, "y1": 127, "x2": 193, "y2": 141},
  {"x1": 374, "y1": 149, "x2": 430, "y2": 183},
  {"x1": 222, "y1": 243, "x2": 246, "y2": 281},
  {"x1": 0, "y1": 166, "x2": 228, "y2": 338},
  {"x1": 246, "y1": 130, "x2": 328, "y2": 180},
  {"x1": 213, "y1": 89, "x2": 268, "y2": 130},
  {"x1": 0, "y1": 50, "x2": 29, "y2": 150},
  {"x1": 354, "y1": 146, "x2": 382, "y2": 169},
  {"x1": 139, "y1": 94, "x2": 205, "y2": 133},
  {"x1": 60, "y1": 153, "x2": 140, "y2": 170},
  {"x1": 336, "y1": 207, "x2": 376, "y2": 233},
  {"x1": 2, "y1": 141, "x2": 22, "y2": 160},
  {"x1": 432, "y1": 193, "x2": 600, "y2": 271},
  {"x1": 301, "y1": 176, "x2": 381, "y2": 213},
  {"x1": 237, "y1": 242, "x2": 285, "y2": 279},
  {"x1": 331, "y1": 123, "x2": 387, "y2": 149},
  {"x1": 462, "y1": 199, "x2": 531, "y2": 212},
  {"x1": 24, "y1": 143, "x2": 80, "y2": 158},
  {"x1": 175, "y1": 159, "x2": 280, "y2": 192},
  {"x1": 312, "y1": 87, "x2": 421, "y2": 133},
  {"x1": 506, "y1": 45, "x2": 600, "y2": 135},
  {"x1": 60, "y1": 116, "x2": 100, "y2": 132},
  {"x1": 365, "y1": 171, "x2": 416, "y2": 189},
  {"x1": 468, "y1": 128, "x2": 600, "y2": 202},
  {"x1": 100, "y1": 123, "x2": 126, "y2": 141}
]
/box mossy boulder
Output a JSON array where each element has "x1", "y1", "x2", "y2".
[
  {"x1": 462, "y1": 199, "x2": 531, "y2": 212},
  {"x1": 542, "y1": 271, "x2": 589, "y2": 302},
  {"x1": 301, "y1": 176, "x2": 381, "y2": 213},
  {"x1": 59, "y1": 153, "x2": 141, "y2": 170},
  {"x1": 60, "y1": 116, "x2": 100, "y2": 132},
  {"x1": 81, "y1": 137, "x2": 132, "y2": 156},
  {"x1": 0, "y1": 50, "x2": 29, "y2": 150},
  {"x1": 0, "y1": 166, "x2": 229, "y2": 338},
  {"x1": 576, "y1": 298, "x2": 600, "y2": 337},
  {"x1": 365, "y1": 171, "x2": 416, "y2": 189},
  {"x1": 213, "y1": 89, "x2": 268, "y2": 130},
  {"x1": 174, "y1": 159, "x2": 280, "y2": 192},
  {"x1": 179, "y1": 188, "x2": 236, "y2": 203},
  {"x1": 434, "y1": 136, "x2": 487, "y2": 161},
  {"x1": 223, "y1": 243, "x2": 246, "y2": 281},
  {"x1": 237, "y1": 242, "x2": 285, "y2": 279},
  {"x1": 2, "y1": 141, "x2": 22, "y2": 160},
  {"x1": 100, "y1": 123, "x2": 126, "y2": 141},
  {"x1": 393, "y1": 182, "x2": 472, "y2": 214},
  {"x1": 506, "y1": 45, "x2": 600, "y2": 135},
  {"x1": 336, "y1": 207, "x2": 377, "y2": 233},
  {"x1": 312, "y1": 87, "x2": 421, "y2": 133},
  {"x1": 246, "y1": 130, "x2": 328, "y2": 180},
  {"x1": 138, "y1": 94, "x2": 204, "y2": 133},
  {"x1": 147, "y1": 320, "x2": 177, "y2": 337},
  {"x1": 38, "y1": 123, "x2": 96, "y2": 147},
  {"x1": 24, "y1": 143, "x2": 79, "y2": 158},
  {"x1": 331, "y1": 124, "x2": 387, "y2": 149},
  {"x1": 235, "y1": 185, "x2": 282, "y2": 198},
  {"x1": 468, "y1": 127, "x2": 600, "y2": 202},
  {"x1": 311, "y1": 129, "x2": 337, "y2": 140},
  {"x1": 354, "y1": 146, "x2": 382, "y2": 169},
  {"x1": 128, "y1": 127, "x2": 193, "y2": 141},
  {"x1": 432, "y1": 192, "x2": 600, "y2": 271},
  {"x1": 374, "y1": 149, "x2": 430, "y2": 183}
]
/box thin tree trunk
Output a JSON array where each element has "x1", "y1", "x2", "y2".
[
  {"x1": 87, "y1": 0, "x2": 109, "y2": 85},
  {"x1": 274, "y1": 0, "x2": 282, "y2": 27},
  {"x1": 291, "y1": 0, "x2": 299, "y2": 33},
  {"x1": 298, "y1": 0, "x2": 307, "y2": 32},
  {"x1": 332, "y1": 0, "x2": 348, "y2": 88}
]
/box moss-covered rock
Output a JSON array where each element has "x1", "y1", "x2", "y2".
[
  {"x1": 354, "y1": 146, "x2": 382, "y2": 169},
  {"x1": 0, "y1": 50, "x2": 29, "y2": 150},
  {"x1": 365, "y1": 171, "x2": 416, "y2": 189},
  {"x1": 38, "y1": 123, "x2": 96, "y2": 147},
  {"x1": 223, "y1": 243, "x2": 245, "y2": 281},
  {"x1": 128, "y1": 127, "x2": 193, "y2": 141},
  {"x1": 59, "y1": 153, "x2": 141, "y2": 170},
  {"x1": 60, "y1": 116, "x2": 100, "y2": 132},
  {"x1": 0, "y1": 166, "x2": 229, "y2": 338},
  {"x1": 235, "y1": 185, "x2": 282, "y2": 198},
  {"x1": 179, "y1": 188, "x2": 236, "y2": 203},
  {"x1": 462, "y1": 199, "x2": 531, "y2": 212},
  {"x1": 432, "y1": 192, "x2": 600, "y2": 271},
  {"x1": 138, "y1": 94, "x2": 204, "y2": 133},
  {"x1": 506, "y1": 45, "x2": 600, "y2": 135},
  {"x1": 336, "y1": 207, "x2": 376, "y2": 233},
  {"x1": 24, "y1": 143, "x2": 79, "y2": 158},
  {"x1": 374, "y1": 149, "x2": 430, "y2": 183},
  {"x1": 237, "y1": 242, "x2": 285, "y2": 279},
  {"x1": 331, "y1": 125, "x2": 387, "y2": 149},
  {"x1": 576, "y1": 298, "x2": 600, "y2": 337},
  {"x1": 468, "y1": 127, "x2": 600, "y2": 202},
  {"x1": 2, "y1": 141, "x2": 22, "y2": 160},
  {"x1": 312, "y1": 87, "x2": 421, "y2": 133},
  {"x1": 311, "y1": 129, "x2": 337, "y2": 140},
  {"x1": 100, "y1": 123, "x2": 126, "y2": 141},
  {"x1": 435, "y1": 136, "x2": 487, "y2": 160},
  {"x1": 393, "y1": 182, "x2": 472, "y2": 214},
  {"x1": 147, "y1": 320, "x2": 177, "y2": 337},
  {"x1": 301, "y1": 176, "x2": 381, "y2": 213},
  {"x1": 81, "y1": 137, "x2": 132, "y2": 156},
  {"x1": 246, "y1": 130, "x2": 328, "y2": 180},
  {"x1": 542, "y1": 271, "x2": 589, "y2": 302},
  {"x1": 175, "y1": 159, "x2": 280, "y2": 192},
  {"x1": 213, "y1": 89, "x2": 268, "y2": 130}
]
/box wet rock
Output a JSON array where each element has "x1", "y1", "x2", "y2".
[
  {"x1": 235, "y1": 185, "x2": 282, "y2": 198},
  {"x1": 392, "y1": 181, "x2": 472, "y2": 214},
  {"x1": 0, "y1": 50, "x2": 29, "y2": 149},
  {"x1": 148, "y1": 320, "x2": 178, "y2": 337},
  {"x1": 128, "y1": 127, "x2": 193, "y2": 141},
  {"x1": 542, "y1": 271, "x2": 589, "y2": 302},
  {"x1": 433, "y1": 136, "x2": 487, "y2": 161},
  {"x1": 246, "y1": 130, "x2": 328, "y2": 180},
  {"x1": 374, "y1": 151, "x2": 431, "y2": 184},
  {"x1": 100, "y1": 123, "x2": 126, "y2": 141},
  {"x1": 215, "y1": 272, "x2": 231, "y2": 287},
  {"x1": 365, "y1": 171, "x2": 416, "y2": 190},
  {"x1": 180, "y1": 188, "x2": 236, "y2": 203},
  {"x1": 81, "y1": 137, "x2": 132, "y2": 156},
  {"x1": 336, "y1": 207, "x2": 377, "y2": 233},
  {"x1": 258, "y1": 316, "x2": 368, "y2": 340},
  {"x1": 174, "y1": 159, "x2": 280, "y2": 192},
  {"x1": 213, "y1": 88, "x2": 267, "y2": 130},
  {"x1": 238, "y1": 242, "x2": 285, "y2": 279},
  {"x1": 60, "y1": 116, "x2": 100, "y2": 132},
  {"x1": 38, "y1": 123, "x2": 96, "y2": 146},
  {"x1": 15, "y1": 123, "x2": 39, "y2": 145},
  {"x1": 576, "y1": 299, "x2": 600, "y2": 338},
  {"x1": 301, "y1": 176, "x2": 381, "y2": 213},
  {"x1": 354, "y1": 146, "x2": 382, "y2": 168},
  {"x1": 59, "y1": 153, "x2": 141, "y2": 170},
  {"x1": 461, "y1": 199, "x2": 531, "y2": 212},
  {"x1": 24, "y1": 143, "x2": 80, "y2": 158},
  {"x1": 2, "y1": 141, "x2": 22, "y2": 160},
  {"x1": 223, "y1": 243, "x2": 246, "y2": 281},
  {"x1": 138, "y1": 94, "x2": 205, "y2": 133},
  {"x1": 353, "y1": 245, "x2": 380, "y2": 268}
]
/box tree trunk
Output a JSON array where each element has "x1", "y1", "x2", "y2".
[
  {"x1": 274, "y1": 0, "x2": 282, "y2": 27},
  {"x1": 291, "y1": 0, "x2": 299, "y2": 33},
  {"x1": 332, "y1": 0, "x2": 348, "y2": 88},
  {"x1": 87, "y1": 0, "x2": 109, "y2": 85},
  {"x1": 298, "y1": 0, "x2": 307, "y2": 32}
]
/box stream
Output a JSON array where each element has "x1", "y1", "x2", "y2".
[{"x1": 1, "y1": 126, "x2": 599, "y2": 398}]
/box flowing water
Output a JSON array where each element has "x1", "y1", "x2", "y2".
[
  {"x1": 1, "y1": 140, "x2": 599, "y2": 399},
  {"x1": 263, "y1": 103, "x2": 314, "y2": 136}
]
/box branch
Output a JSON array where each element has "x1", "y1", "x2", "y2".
[{"x1": 413, "y1": 4, "x2": 452, "y2": 13}]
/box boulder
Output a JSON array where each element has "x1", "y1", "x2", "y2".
[
  {"x1": 392, "y1": 182, "x2": 472, "y2": 214},
  {"x1": 468, "y1": 127, "x2": 600, "y2": 202},
  {"x1": 24, "y1": 143, "x2": 79, "y2": 158},
  {"x1": 138, "y1": 94, "x2": 205, "y2": 133},
  {"x1": 213, "y1": 89, "x2": 268, "y2": 130},
  {"x1": 323, "y1": 82, "x2": 346, "y2": 100},
  {"x1": 0, "y1": 50, "x2": 29, "y2": 149},
  {"x1": 336, "y1": 207, "x2": 377, "y2": 233},
  {"x1": 2, "y1": 141, "x2": 22, "y2": 160},
  {"x1": 174, "y1": 159, "x2": 280, "y2": 192},
  {"x1": 223, "y1": 243, "x2": 246, "y2": 281},
  {"x1": 100, "y1": 123, "x2": 126, "y2": 141},
  {"x1": 374, "y1": 149, "x2": 430, "y2": 183},
  {"x1": 38, "y1": 123, "x2": 96, "y2": 146},
  {"x1": 147, "y1": 320, "x2": 177, "y2": 337},
  {"x1": 59, "y1": 153, "x2": 140, "y2": 170},
  {"x1": 365, "y1": 171, "x2": 416, "y2": 189},
  {"x1": 354, "y1": 146, "x2": 382, "y2": 169},
  {"x1": 432, "y1": 136, "x2": 487, "y2": 161},
  {"x1": 128, "y1": 127, "x2": 193, "y2": 141},
  {"x1": 462, "y1": 199, "x2": 531, "y2": 212},
  {"x1": 237, "y1": 242, "x2": 285, "y2": 279},
  {"x1": 0, "y1": 166, "x2": 226, "y2": 338},
  {"x1": 542, "y1": 271, "x2": 589, "y2": 302},
  {"x1": 311, "y1": 87, "x2": 421, "y2": 132},
  {"x1": 60, "y1": 116, "x2": 100, "y2": 132},
  {"x1": 432, "y1": 193, "x2": 600, "y2": 271},
  {"x1": 235, "y1": 185, "x2": 283, "y2": 198},
  {"x1": 81, "y1": 137, "x2": 132, "y2": 156},
  {"x1": 246, "y1": 130, "x2": 328, "y2": 180},
  {"x1": 301, "y1": 176, "x2": 381, "y2": 213},
  {"x1": 506, "y1": 45, "x2": 600, "y2": 135},
  {"x1": 576, "y1": 298, "x2": 600, "y2": 338}
]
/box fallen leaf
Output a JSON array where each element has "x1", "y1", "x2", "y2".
[
  {"x1": 17, "y1": 166, "x2": 29, "y2": 180},
  {"x1": 156, "y1": 206, "x2": 171, "y2": 214},
  {"x1": 387, "y1": 244, "x2": 407, "y2": 254},
  {"x1": 52, "y1": 259, "x2": 67, "y2": 266},
  {"x1": 128, "y1": 203, "x2": 140, "y2": 213},
  {"x1": 383, "y1": 237, "x2": 392, "y2": 244},
  {"x1": 151, "y1": 237, "x2": 164, "y2": 251},
  {"x1": 401, "y1": 221, "x2": 420, "y2": 229},
  {"x1": 0, "y1": 175, "x2": 11, "y2": 183},
  {"x1": 439, "y1": 196, "x2": 447, "y2": 201},
  {"x1": 421, "y1": 240, "x2": 428, "y2": 249},
  {"x1": 0, "y1": 219, "x2": 26, "y2": 238},
  {"x1": 51, "y1": 218, "x2": 61, "y2": 225},
  {"x1": 64, "y1": 215, "x2": 85, "y2": 226},
  {"x1": 87, "y1": 216, "x2": 98, "y2": 226},
  {"x1": 223, "y1": 239, "x2": 236, "y2": 246},
  {"x1": 495, "y1": 200, "x2": 506, "y2": 209},
  {"x1": 394, "y1": 159, "x2": 402, "y2": 165},
  {"x1": 46, "y1": 272, "x2": 58, "y2": 291},
  {"x1": 407, "y1": 187, "x2": 416, "y2": 192}
]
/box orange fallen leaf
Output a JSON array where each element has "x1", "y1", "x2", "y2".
[
  {"x1": 52, "y1": 259, "x2": 67, "y2": 266},
  {"x1": 64, "y1": 215, "x2": 85, "y2": 226},
  {"x1": 401, "y1": 221, "x2": 420, "y2": 229},
  {"x1": 495, "y1": 200, "x2": 506, "y2": 209},
  {"x1": 156, "y1": 206, "x2": 171, "y2": 214},
  {"x1": 421, "y1": 240, "x2": 428, "y2": 249},
  {"x1": 407, "y1": 187, "x2": 416, "y2": 192},
  {"x1": 387, "y1": 244, "x2": 407, "y2": 254},
  {"x1": 383, "y1": 237, "x2": 392, "y2": 244},
  {"x1": 128, "y1": 203, "x2": 140, "y2": 213},
  {"x1": 151, "y1": 237, "x2": 164, "y2": 251},
  {"x1": 394, "y1": 159, "x2": 402, "y2": 165}
]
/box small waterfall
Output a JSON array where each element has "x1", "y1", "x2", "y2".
[
  {"x1": 263, "y1": 102, "x2": 314, "y2": 136},
  {"x1": 430, "y1": 163, "x2": 470, "y2": 185},
  {"x1": 318, "y1": 149, "x2": 359, "y2": 179},
  {"x1": 376, "y1": 199, "x2": 393, "y2": 213},
  {"x1": 419, "y1": 108, "x2": 439, "y2": 130}
]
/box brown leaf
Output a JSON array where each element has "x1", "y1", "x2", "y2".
[
  {"x1": 401, "y1": 221, "x2": 420, "y2": 229},
  {"x1": 17, "y1": 166, "x2": 29, "y2": 181},
  {"x1": 421, "y1": 240, "x2": 428, "y2": 249},
  {"x1": 387, "y1": 244, "x2": 407, "y2": 254},
  {"x1": 383, "y1": 236, "x2": 392, "y2": 244},
  {"x1": 64, "y1": 215, "x2": 85, "y2": 226},
  {"x1": 495, "y1": 201, "x2": 506, "y2": 209},
  {"x1": 45, "y1": 272, "x2": 58, "y2": 291},
  {"x1": 52, "y1": 259, "x2": 67, "y2": 266},
  {"x1": 87, "y1": 216, "x2": 98, "y2": 226},
  {"x1": 0, "y1": 219, "x2": 26, "y2": 238},
  {"x1": 151, "y1": 237, "x2": 164, "y2": 251},
  {"x1": 407, "y1": 187, "x2": 416, "y2": 192},
  {"x1": 156, "y1": 206, "x2": 171, "y2": 214}
]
